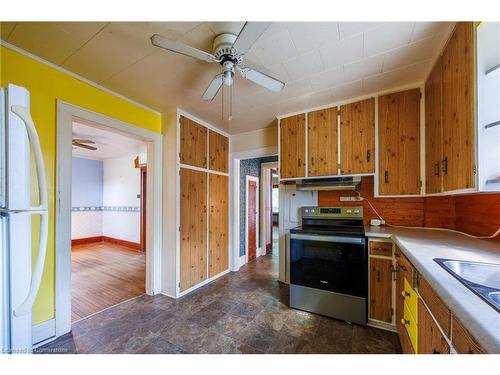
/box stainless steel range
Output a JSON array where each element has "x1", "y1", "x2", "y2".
[{"x1": 289, "y1": 206, "x2": 367, "y2": 325}]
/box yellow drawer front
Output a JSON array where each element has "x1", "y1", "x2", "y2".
[
  {"x1": 403, "y1": 301, "x2": 418, "y2": 353},
  {"x1": 403, "y1": 277, "x2": 418, "y2": 321}
]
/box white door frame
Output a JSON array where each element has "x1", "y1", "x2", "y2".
[
  {"x1": 229, "y1": 147, "x2": 277, "y2": 272},
  {"x1": 55, "y1": 100, "x2": 163, "y2": 338},
  {"x1": 260, "y1": 161, "x2": 278, "y2": 255},
  {"x1": 245, "y1": 175, "x2": 259, "y2": 263}
]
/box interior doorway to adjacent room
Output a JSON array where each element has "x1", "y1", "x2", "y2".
[
  {"x1": 70, "y1": 119, "x2": 148, "y2": 322},
  {"x1": 261, "y1": 161, "x2": 279, "y2": 257}
]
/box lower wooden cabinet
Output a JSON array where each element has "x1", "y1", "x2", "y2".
[
  {"x1": 418, "y1": 299, "x2": 450, "y2": 354},
  {"x1": 369, "y1": 257, "x2": 393, "y2": 323},
  {"x1": 451, "y1": 314, "x2": 486, "y2": 354},
  {"x1": 209, "y1": 174, "x2": 228, "y2": 277},
  {"x1": 179, "y1": 168, "x2": 208, "y2": 292}
]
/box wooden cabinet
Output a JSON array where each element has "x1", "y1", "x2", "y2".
[
  {"x1": 442, "y1": 22, "x2": 475, "y2": 191},
  {"x1": 179, "y1": 168, "x2": 207, "y2": 292},
  {"x1": 451, "y1": 314, "x2": 486, "y2": 354},
  {"x1": 369, "y1": 257, "x2": 393, "y2": 323},
  {"x1": 378, "y1": 88, "x2": 421, "y2": 196},
  {"x1": 369, "y1": 241, "x2": 392, "y2": 257},
  {"x1": 395, "y1": 250, "x2": 415, "y2": 354},
  {"x1": 418, "y1": 275, "x2": 451, "y2": 337},
  {"x1": 425, "y1": 57, "x2": 443, "y2": 194},
  {"x1": 280, "y1": 114, "x2": 306, "y2": 178},
  {"x1": 180, "y1": 115, "x2": 207, "y2": 168},
  {"x1": 209, "y1": 174, "x2": 228, "y2": 277},
  {"x1": 418, "y1": 299, "x2": 450, "y2": 354},
  {"x1": 340, "y1": 98, "x2": 375, "y2": 174},
  {"x1": 209, "y1": 130, "x2": 228, "y2": 173},
  {"x1": 307, "y1": 107, "x2": 338, "y2": 177}
]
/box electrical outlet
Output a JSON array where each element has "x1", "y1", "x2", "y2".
[{"x1": 340, "y1": 196, "x2": 364, "y2": 202}]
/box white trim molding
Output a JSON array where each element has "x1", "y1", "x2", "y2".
[
  {"x1": 32, "y1": 319, "x2": 55, "y2": 347},
  {"x1": 55, "y1": 100, "x2": 163, "y2": 338},
  {"x1": 245, "y1": 175, "x2": 260, "y2": 264}
]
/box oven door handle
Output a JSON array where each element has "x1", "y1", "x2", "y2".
[{"x1": 290, "y1": 233, "x2": 365, "y2": 244}]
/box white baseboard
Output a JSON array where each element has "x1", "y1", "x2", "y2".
[
  {"x1": 32, "y1": 318, "x2": 56, "y2": 346},
  {"x1": 367, "y1": 319, "x2": 397, "y2": 333},
  {"x1": 176, "y1": 269, "x2": 231, "y2": 298},
  {"x1": 238, "y1": 255, "x2": 246, "y2": 268}
]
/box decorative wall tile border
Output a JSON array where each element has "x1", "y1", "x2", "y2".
[{"x1": 71, "y1": 206, "x2": 140, "y2": 212}]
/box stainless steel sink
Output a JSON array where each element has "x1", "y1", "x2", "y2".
[{"x1": 434, "y1": 258, "x2": 500, "y2": 312}]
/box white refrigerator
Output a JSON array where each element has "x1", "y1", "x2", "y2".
[{"x1": 0, "y1": 84, "x2": 49, "y2": 354}]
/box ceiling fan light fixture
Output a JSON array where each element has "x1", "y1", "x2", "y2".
[{"x1": 223, "y1": 69, "x2": 234, "y2": 86}]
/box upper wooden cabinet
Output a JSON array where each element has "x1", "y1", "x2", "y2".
[
  {"x1": 340, "y1": 98, "x2": 375, "y2": 175},
  {"x1": 425, "y1": 57, "x2": 443, "y2": 194},
  {"x1": 180, "y1": 116, "x2": 207, "y2": 168},
  {"x1": 442, "y1": 22, "x2": 475, "y2": 191},
  {"x1": 209, "y1": 130, "x2": 228, "y2": 173},
  {"x1": 280, "y1": 114, "x2": 306, "y2": 178},
  {"x1": 307, "y1": 107, "x2": 338, "y2": 177},
  {"x1": 378, "y1": 88, "x2": 421, "y2": 196}
]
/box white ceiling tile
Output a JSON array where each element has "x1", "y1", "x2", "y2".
[
  {"x1": 286, "y1": 22, "x2": 340, "y2": 53},
  {"x1": 382, "y1": 33, "x2": 446, "y2": 72},
  {"x1": 363, "y1": 22, "x2": 414, "y2": 57},
  {"x1": 331, "y1": 80, "x2": 364, "y2": 102},
  {"x1": 319, "y1": 33, "x2": 363, "y2": 69},
  {"x1": 283, "y1": 50, "x2": 324, "y2": 81},
  {"x1": 207, "y1": 22, "x2": 245, "y2": 36},
  {"x1": 411, "y1": 22, "x2": 455, "y2": 42},
  {"x1": 309, "y1": 66, "x2": 344, "y2": 91},
  {"x1": 6, "y1": 22, "x2": 108, "y2": 65},
  {"x1": 338, "y1": 22, "x2": 385, "y2": 39},
  {"x1": 343, "y1": 54, "x2": 384, "y2": 82},
  {"x1": 363, "y1": 60, "x2": 430, "y2": 93},
  {"x1": 251, "y1": 27, "x2": 297, "y2": 67}
]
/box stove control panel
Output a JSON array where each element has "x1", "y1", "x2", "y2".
[{"x1": 302, "y1": 206, "x2": 363, "y2": 219}]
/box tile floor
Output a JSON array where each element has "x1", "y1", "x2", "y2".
[{"x1": 38, "y1": 252, "x2": 401, "y2": 354}]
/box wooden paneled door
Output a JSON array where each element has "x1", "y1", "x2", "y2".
[
  {"x1": 425, "y1": 56, "x2": 443, "y2": 194},
  {"x1": 179, "y1": 115, "x2": 208, "y2": 168},
  {"x1": 247, "y1": 179, "x2": 258, "y2": 261},
  {"x1": 307, "y1": 107, "x2": 338, "y2": 176},
  {"x1": 179, "y1": 168, "x2": 207, "y2": 292},
  {"x1": 378, "y1": 88, "x2": 421, "y2": 196},
  {"x1": 369, "y1": 257, "x2": 393, "y2": 323},
  {"x1": 280, "y1": 114, "x2": 306, "y2": 178},
  {"x1": 209, "y1": 130, "x2": 228, "y2": 173},
  {"x1": 340, "y1": 98, "x2": 375, "y2": 175},
  {"x1": 209, "y1": 174, "x2": 228, "y2": 277},
  {"x1": 442, "y1": 22, "x2": 475, "y2": 191}
]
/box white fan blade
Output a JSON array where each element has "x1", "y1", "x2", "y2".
[
  {"x1": 151, "y1": 34, "x2": 216, "y2": 63},
  {"x1": 203, "y1": 74, "x2": 224, "y2": 101},
  {"x1": 233, "y1": 22, "x2": 271, "y2": 54},
  {"x1": 239, "y1": 68, "x2": 285, "y2": 92}
]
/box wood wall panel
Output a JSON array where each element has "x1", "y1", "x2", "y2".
[
  {"x1": 280, "y1": 114, "x2": 306, "y2": 178},
  {"x1": 442, "y1": 22, "x2": 475, "y2": 191},
  {"x1": 209, "y1": 130, "x2": 229, "y2": 173},
  {"x1": 378, "y1": 89, "x2": 421, "y2": 195},
  {"x1": 307, "y1": 107, "x2": 338, "y2": 176},
  {"x1": 209, "y1": 174, "x2": 229, "y2": 277},
  {"x1": 180, "y1": 116, "x2": 207, "y2": 168},
  {"x1": 455, "y1": 194, "x2": 500, "y2": 241},
  {"x1": 340, "y1": 98, "x2": 375, "y2": 174},
  {"x1": 425, "y1": 57, "x2": 443, "y2": 194},
  {"x1": 424, "y1": 196, "x2": 456, "y2": 230},
  {"x1": 180, "y1": 168, "x2": 207, "y2": 292}
]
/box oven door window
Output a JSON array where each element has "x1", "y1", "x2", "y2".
[{"x1": 290, "y1": 237, "x2": 367, "y2": 297}]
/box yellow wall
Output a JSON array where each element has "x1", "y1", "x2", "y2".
[{"x1": 0, "y1": 45, "x2": 162, "y2": 324}]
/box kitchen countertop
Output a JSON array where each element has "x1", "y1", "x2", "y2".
[{"x1": 365, "y1": 225, "x2": 500, "y2": 353}]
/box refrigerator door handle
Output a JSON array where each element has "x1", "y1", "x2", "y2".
[{"x1": 10, "y1": 105, "x2": 49, "y2": 317}]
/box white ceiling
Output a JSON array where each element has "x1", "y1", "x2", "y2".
[
  {"x1": 1, "y1": 22, "x2": 454, "y2": 134},
  {"x1": 72, "y1": 120, "x2": 147, "y2": 160}
]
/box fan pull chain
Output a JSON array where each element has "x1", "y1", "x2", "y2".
[{"x1": 229, "y1": 83, "x2": 233, "y2": 121}]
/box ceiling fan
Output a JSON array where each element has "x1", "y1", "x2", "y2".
[
  {"x1": 150, "y1": 22, "x2": 285, "y2": 103},
  {"x1": 72, "y1": 138, "x2": 97, "y2": 151}
]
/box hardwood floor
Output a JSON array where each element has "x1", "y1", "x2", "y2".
[{"x1": 71, "y1": 241, "x2": 145, "y2": 322}]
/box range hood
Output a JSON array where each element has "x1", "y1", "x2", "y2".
[{"x1": 295, "y1": 176, "x2": 361, "y2": 191}]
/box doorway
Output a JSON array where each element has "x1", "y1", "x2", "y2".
[
  {"x1": 246, "y1": 176, "x2": 259, "y2": 262},
  {"x1": 260, "y1": 161, "x2": 279, "y2": 257},
  {"x1": 70, "y1": 119, "x2": 147, "y2": 322},
  {"x1": 55, "y1": 101, "x2": 162, "y2": 338}
]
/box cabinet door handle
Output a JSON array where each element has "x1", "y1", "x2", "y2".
[
  {"x1": 298, "y1": 158, "x2": 302, "y2": 167},
  {"x1": 433, "y1": 349, "x2": 441, "y2": 354},
  {"x1": 401, "y1": 318, "x2": 410, "y2": 326},
  {"x1": 434, "y1": 161, "x2": 440, "y2": 176},
  {"x1": 376, "y1": 271, "x2": 380, "y2": 282},
  {"x1": 366, "y1": 150, "x2": 371, "y2": 162},
  {"x1": 441, "y1": 157, "x2": 448, "y2": 175},
  {"x1": 311, "y1": 156, "x2": 315, "y2": 166},
  {"x1": 384, "y1": 170, "x2": 389, "y2": 183},
  {"x1": 401, "y1": 290, "x2": 411, "y2": 299}
]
